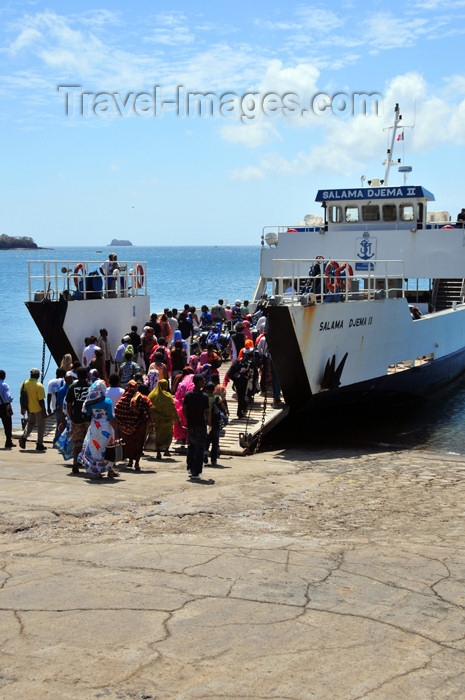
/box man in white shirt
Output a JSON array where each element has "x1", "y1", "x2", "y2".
[
  {"x1": 106, "y1": 373, "x2": 124, "y2": 410},
  {"x1": 47, "y1": 368, "x2": 66, "y2": 414},
  {"x1": 166, "y1": 310, "x2": 178, "y2": 335},
  {"x1": 114, "y1": 336, "x2": 131, "y2": 369},
  {"x1": 211, "y1": 299, "x2": 228, "y2": 324},
  {"x1": 82, "y1": 336, "x2": 99, "y2": 367}
]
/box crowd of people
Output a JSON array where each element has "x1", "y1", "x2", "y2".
[{"x1": 0, "y1": 298, "x2": 282, "y2": 482}]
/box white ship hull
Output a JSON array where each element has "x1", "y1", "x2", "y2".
[
  {"x1": 25, "y1": 260, "x2": 150, "y2": 364},
  {"x1": 266, "y1": 298, "x2": 465, "y2": 409},
  {"x1": 254, "y1": 105, "x2": 465, "y2": 413}
]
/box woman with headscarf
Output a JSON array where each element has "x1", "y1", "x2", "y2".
[
  {"x1": 169, "y1": 329, "x2": 188, "y2": 352},
  {"x1": 114, "y1": 380, "x2": 152, "y2": 471},
  {"x1": 88, "y1": 347, "x2": 108, "y2": 383},
  {"x1": 238, "y1": 338, "x2": 254, "y2": 360},
  {"x1": 148, "y1": 350, "x2": 168, "y2": 382},
  {"x1": 144, "y1": 367, "x2": 159, "y2": 392},
  {"x1": 242, "y1": 320, "x2": 254, "y2": 342},
  {"x1": 199, "y1": 363, "x2": 213, "y2": 384},
  {"x1": 140, "y1": 326, "x2": 157, "y2": 371},
  {"x1": 78, "y1": 380, "x2": 118, "y2": 479},
  {"x1": 148, "y1": 379, "x2": 180, "y2": 459},
  {"x1": 159, "y1": 313, "x2": 172, "y2": 342},
  {"x1": 173, "y1": 367, "x2": 195, "y2": 442},
  {"x1": 170, "y1": 339, "x2": 188, "y2": 382}
]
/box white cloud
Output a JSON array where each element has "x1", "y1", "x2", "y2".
[
  {"x1": 258, "y1": 60, "x2": 320, "y2": 102},
  {"x1": 221, "y1": 121, "x2": 279, "y2": 148},
  {"x1": 145, "y1": 12, "x2": 194, "y2": 46},
  {"x1": 296, "y1": 7, "x2": 344, "y2": 33},
  {"x1": 363, "y1": 12, "x2": 429, "y2": 50},
  {"x1": 228, "y1": 70, "x2": 465, "y2": 182}
]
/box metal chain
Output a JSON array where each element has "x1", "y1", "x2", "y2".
[
  {"x1": 253, "y1": 389, "x2": 268, "y2": 454},
  {"x1": 41, "y1": 340, "x2": 46, "y2": 382}
]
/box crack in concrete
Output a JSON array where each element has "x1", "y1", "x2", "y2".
[
  {"x1": 181, "y1": 552, "x2": 223, "y2": 574},
  {"x1": 429, "y1": 559, "x2": 465, "y2": 611},
  {"x1": 0, "y1": 563, "x2": 12, "y2": 591},
  {"x1": 338, "y1": 566, "x2": 441, "y2": 598},
  {"x1": 351, "y1": 647, "x2": 444, "y2": 699},
  {"x1": 13, "y1": 610, "x2": 24, "y2": 636},
  {"x1": 304, "y1": 604, "x2": 465, "y2": 652}
]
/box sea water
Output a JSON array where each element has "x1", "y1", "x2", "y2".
[
  {"x1": 2, "y1": 245, "x2": 465, "y2": 453},
  {"x1": 1, "y1": 245, "x2": 259, "y2": 419}
]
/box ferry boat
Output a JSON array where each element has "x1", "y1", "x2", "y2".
[
  {"x1": 25, "y1": 260, "x2": 150, "y2": 364},
  {"x1": 252, "y1": 104, "x2": 465, "y2": 410}
]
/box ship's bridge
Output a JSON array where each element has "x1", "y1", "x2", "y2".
[
  {"x1": 317, "y1": 185, "x2": 434, "y2": 232},
  {"x1": 257, "y1": 184, "x2": 465, "y2": 285}
]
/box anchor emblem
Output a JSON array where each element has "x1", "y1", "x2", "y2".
[{"x1": 357, "y1": 238, "x2": 375, "y2": 260}]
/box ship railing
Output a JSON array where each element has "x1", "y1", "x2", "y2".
[
  {"x1": 27, "y1": 260, "x2": 148, "y2": 302},
  {"x1": 261, "y1": 220, "x2": 463, "y2": 241},
  {"x1": 269, "y1": 258, "x2": 405, "y2": 305}
]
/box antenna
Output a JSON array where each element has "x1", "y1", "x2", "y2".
[
  {"x1": 382, "y1": 104, "x2": 415, "y2": 185},
  {"x1": 384, "y1": 104, "x2": 401, "y2": 185}
]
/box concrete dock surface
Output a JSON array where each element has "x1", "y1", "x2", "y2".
[{"x1": 1, "y1": 438, "x2": 465, "y2": 698}]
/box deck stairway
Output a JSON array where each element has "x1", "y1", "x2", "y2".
[
  {"x1": 433, "y1": 279, "x2": 465, "y2": 311},
  {"x1": 13, "y1": 362, "x2": 289, "y2": 458}
]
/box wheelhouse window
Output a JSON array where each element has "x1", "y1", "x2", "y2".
[
  {"x1": 361, "y1": 205, "x2": 380, "y2": 221},
  {"x1": 328, "y1": 205, "x2": 342, "y2": 223},
  {"x1": 400, "y1": 203, "x2": 415, "y2": 222},
  {"x1": 345, "y1": 206, "x2": 359, "y2": 222},
  {"x1": 382, "y1": 204, "x2": 397, "y2": 222}
]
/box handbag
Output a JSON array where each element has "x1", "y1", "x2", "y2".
[
  {"x1": 0, "y1": 394, "x2": 13, "y2": 417},
  {"x1": 218, "y1": 410, "x2": 228, "y2": 429},
  {"x1": 54, "y1": 425, "x2": 74, "y2": 461},
  {"x1": 104, "y1": 439, "x2": 125, "y2": 462}
]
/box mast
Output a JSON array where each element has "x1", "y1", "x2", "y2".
[{"x1": 384, "y1": 103, "x2": 402, "y2": 185}]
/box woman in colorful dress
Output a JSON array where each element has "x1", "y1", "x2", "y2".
[
  {"x1": 173, "y1": 368, "x2": 195, "y2": 443},
  {"x1": 148, "y1": 379, "x2": 180, "y2": 459},
  {"x1": 114, "y1": 380, "x2": 152, "y2": 471},
  {"x1": 144, "y1": 367, "x2": 159, "y2": 393},
  {"x1": 78, "y1": 380, "x2": 118, "y2": 479}
]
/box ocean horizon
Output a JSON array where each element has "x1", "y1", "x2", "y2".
[{"x1": 1, "y1": 245, "x2": 260, "y2": 418}]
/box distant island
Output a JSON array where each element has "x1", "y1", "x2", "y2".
[
  {"x1": 0, "y1": 234, "x2": 38, "y2": 249},
  {"x1": 109, "y1": 239, "x2": 132, "y2": 246}
]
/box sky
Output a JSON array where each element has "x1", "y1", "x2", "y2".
[{"x1": 1, "y1": 0, "x2": 465, "y2": 246}]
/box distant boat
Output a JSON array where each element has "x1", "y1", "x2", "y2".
[{"x1": 96, "y1": 250, "x2": 102, "y2": 253}]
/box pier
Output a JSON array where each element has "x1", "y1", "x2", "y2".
[{"x1": 13, "y1": 361, "x2": 289, "y2": 456}]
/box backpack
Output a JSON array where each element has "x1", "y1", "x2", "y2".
[
  {"x1": 20, "y1": 382, "x2": 29, "y2": 411},
  {"x1": 211, "y1": 396, "x2": 228, "y2": 430},
  {"x1": 229, "y1": 360, "x2": 250, "y2": 383}
]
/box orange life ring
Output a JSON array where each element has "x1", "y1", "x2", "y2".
[
  {"x1": 325, "y1": 261, "x2": 340, "y2": 292},
  {"x1": 338, "y1": 262, "x2": 354, "y2": 291},
  {"x1": 441, "y1": 225, "x2": 454, "y2": 229},
  {"x1": 136, "y1": 263, "x2": 144, "y2": 289},
  {"x1": 73, "y1": 263, "x2": 84, "y2": 288},
  {"x1": 286, "y1": 228, "x2": 298, "y2": 233}
]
